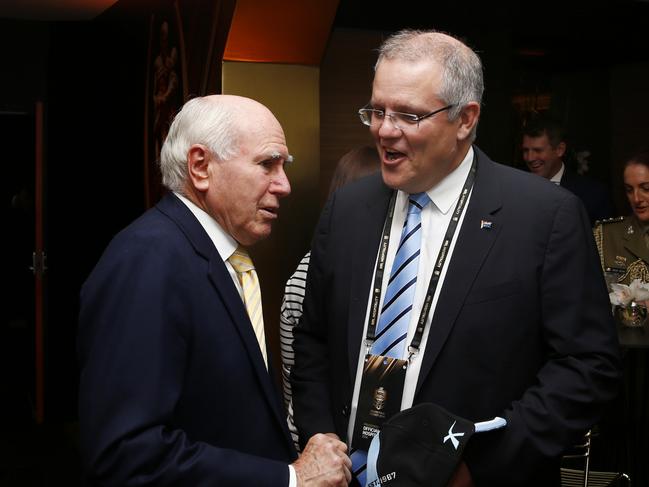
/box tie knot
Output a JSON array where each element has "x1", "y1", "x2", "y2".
[
  {"x1": 228, "y1": 246, "x2": 255, "y2": 273},
  {"x1": 408, "y1": 192, "x2": 431, "y2": 214}
]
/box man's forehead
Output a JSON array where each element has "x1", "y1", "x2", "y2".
[
  {"x1": 374, "y1": 57, "x2": 442, "y2": 82},
  {"x1": 372, "y1": 61, "x2": 442, "y2": 106},
  {"x1": 523, "y1": 134, "x2": 551, "y2": 146},
  {"x1": 242, "y1": 121, "x2": 286, "y2": 150}
]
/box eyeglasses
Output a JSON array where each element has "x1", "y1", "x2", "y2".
[{"x1": 358, "y1": 104, "x2": 456, "y2": 132}]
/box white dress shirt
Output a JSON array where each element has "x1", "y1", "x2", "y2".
[
  {"x1": 347, "y1": 147, "x2": 475, "y2": 446},
  {"x1": 550, "y1": 162, "x2": 565, "y2": 185},
  {"x1": 175, "y1": 192, "x2": 242, "y2": 294}
]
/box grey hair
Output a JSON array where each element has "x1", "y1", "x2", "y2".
[
  {"x1": 159, "y1": 96, "x2": 240, "y2": 193},
  {"x1": 376, "y1": 29, "x2": 484, "y2": 141}
]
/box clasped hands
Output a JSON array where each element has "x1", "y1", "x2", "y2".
[{"x1": 292, "y1": 433, "x2": 351, "y2": 487}]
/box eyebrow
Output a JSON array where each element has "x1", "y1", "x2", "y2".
[
  {"x1": 369, "y1": 100, "x2": 428, "y2": 114},
  {"x1": 268, "y1": 151, "x2": 294, "y2": 163}
]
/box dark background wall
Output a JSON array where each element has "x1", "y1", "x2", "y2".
[{"x1": 2, "y1": 0, "x2": 235, "y2": 429}]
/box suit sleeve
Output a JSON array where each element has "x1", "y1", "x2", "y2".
[
  {"x1": 291, "y1": 196, "x2": 338, "y2": 447},
  {"x1": 465, "y1": 194, "x2": 621, "y2": 483},
  {"x1": 78, "y1": 236, "x2": 290, "y2": 487}
]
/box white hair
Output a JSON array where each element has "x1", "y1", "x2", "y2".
[
  {"x1": 159, "y1": 96, "x2": 241, "y2": 193},
  {"x1": 376, "y1": 29, "x2": 484, "y2": 141}
]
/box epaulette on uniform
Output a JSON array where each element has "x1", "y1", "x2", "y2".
[
  {"x1": 593, "y1": 217, "x2": 625, "y2": 270},
  {"x1": 595, "y1": 216, "x2": 625, "y2": 226}
]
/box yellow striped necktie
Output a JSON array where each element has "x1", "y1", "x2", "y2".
[{"x1": 228, "y1": 247, "x2": 268, "y2": 368}]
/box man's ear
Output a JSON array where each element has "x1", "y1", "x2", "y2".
[
  {"x1": 457, "y1": 102, "x2": 481, "y2": 142},
  {"x1": 187, "y1": 144, "x2": 210, "y2": 192},
  {"x1": 556, "y1": 141, "x2": 567, "y2": 158}
]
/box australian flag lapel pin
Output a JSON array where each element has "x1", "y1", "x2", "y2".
[{"x1": 480, "y1": 220, "x2": 492, "y2": 230}]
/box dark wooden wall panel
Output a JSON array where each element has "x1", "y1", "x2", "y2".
[{"x1": 319, "y1": 29, "x2": 381, "y2": 205}]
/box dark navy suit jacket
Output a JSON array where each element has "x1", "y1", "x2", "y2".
[
  {"x1": 292, "y1": 147, "x2": 620, "y2": 486},
  {"x1": 560, "y1": 169, "x2": 614, "y2": 226},
  {"x1": 78, "y1": 193, "x2": 296, "y2": 486}
]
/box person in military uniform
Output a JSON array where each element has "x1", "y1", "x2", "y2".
[{"x1": 594, "y1": 150, "x2": 649, "y2": 286}]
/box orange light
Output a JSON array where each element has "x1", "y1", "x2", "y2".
[
  {"x1": 0, "y1": 0, "x2": 118, "y2": 20},
  {"x1": 224, "y1": 0, "x2": 340, "y2": 65}
]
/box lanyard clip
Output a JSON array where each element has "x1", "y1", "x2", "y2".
[{"x1": 407, "y1": 345, "x2": 419, "y2": 363}]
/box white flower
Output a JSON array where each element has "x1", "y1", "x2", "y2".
[
  {"x1": 630, "y1": 279, "x2": 649, "y2": 301},
  {"x1": 609, "y1": 279, "x2": 649, "y2": 306},
  {"x1": 610, "y1": 283, "x2": 633, "y2": 306}
]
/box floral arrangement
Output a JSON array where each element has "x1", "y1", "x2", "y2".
[
  {"x1": 610, "y1": 280, "x2": 649, "y2": 327},
  {"x1": 609, "y1": 279, "x2": 649, "y2": 307}
]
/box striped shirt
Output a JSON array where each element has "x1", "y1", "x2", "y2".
[{"x1": 279, "y1": 251, "x2": 310, "y2": 451}]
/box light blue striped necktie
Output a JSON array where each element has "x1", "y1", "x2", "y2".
[
  {"x1": 372, "y1": 191, "x2": 431, "y2": 359},
  {"x1": 351, "y1": 191, "x2": 431, "y2": 486}
]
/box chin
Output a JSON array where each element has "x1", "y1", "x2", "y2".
[
  {"x1": 382, "y1": 171, "x2": 412, "y2": 192},
  {"x1": 635, "y1": 212, "x2": 649, "y2": 224},
  {"x1": 249, "y1": 225, "x2": 273, "y2": 245}
]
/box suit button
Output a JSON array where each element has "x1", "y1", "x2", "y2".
[{"x1": 342, "y1": 405, "x2": 350, "y2": 416}]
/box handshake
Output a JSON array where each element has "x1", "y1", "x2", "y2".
[{"x1": 292, "y1": 433, "x2": 352, "y2": 487}]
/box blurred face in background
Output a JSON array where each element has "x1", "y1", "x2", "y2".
[
  {"x1": 522, "y1": 133, "x2": 565, "y2": 180},
  {"x1": 624, "y1": 162, "x2": 649, "y2": 223}
]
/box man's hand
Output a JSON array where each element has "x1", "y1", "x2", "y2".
[
  {"x1": 292, "y1": 433, "x2": 352, "y2": 486},
  {"x1": 447, "y1": 461, "x2": 474, "y2": 487}
]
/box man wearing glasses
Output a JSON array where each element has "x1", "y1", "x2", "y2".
[{"x1": 292, "y1": 30, "x2": 620, "y2": 486}]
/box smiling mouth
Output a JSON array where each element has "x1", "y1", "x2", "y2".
[{"x1": 384, "y1": 148, "x2": 406, "y2": 162}]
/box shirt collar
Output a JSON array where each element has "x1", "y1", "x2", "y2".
[
  {"x1": 550, "y1": 163, "x2": 565, "y2": 184},
  {"x1": 174, "y1": 192, "x2": 238, "y2": 261},
  {"x1": 425, "y1": 146, "x2": 474, "y2": 215}
]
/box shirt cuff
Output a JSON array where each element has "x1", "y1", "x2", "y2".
[{"x1": 288, "y1": 464, "x2": 297, "y2": 487}]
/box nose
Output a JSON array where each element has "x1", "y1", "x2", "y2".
[
  {"x1": 522, "y1": 150, "x2": 532, "y2": 162},
  {"x1": 270, "y1": 166, "x2": 291, "y2": 197},
  {"x1": 376, "y1": 115, "x2": 401, "y2": 138},
  {"x1": 632, "y1": 188, "x2": 642, "y2": 204}
]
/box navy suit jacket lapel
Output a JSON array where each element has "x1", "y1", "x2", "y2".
[
  {"x1": 559, "y1": 169, "x2": 575, "y2": 191},
  {"x1": 156, "y1": 193, "x2": 292, "y2": 448},
  {"x1": 347, "y1": 182, "x2": 393, "y2": 385},
  {"x1": 416, "y1": 149, "x2": 503, "y2": 396}
]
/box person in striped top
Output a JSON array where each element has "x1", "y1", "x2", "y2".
[{"x1": 280, "y1": 146, "x2": 380, "y2": 450}]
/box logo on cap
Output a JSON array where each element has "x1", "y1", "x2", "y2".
[{"x1": 443, "y1": 420, "x2": 465, "y2": 450}]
